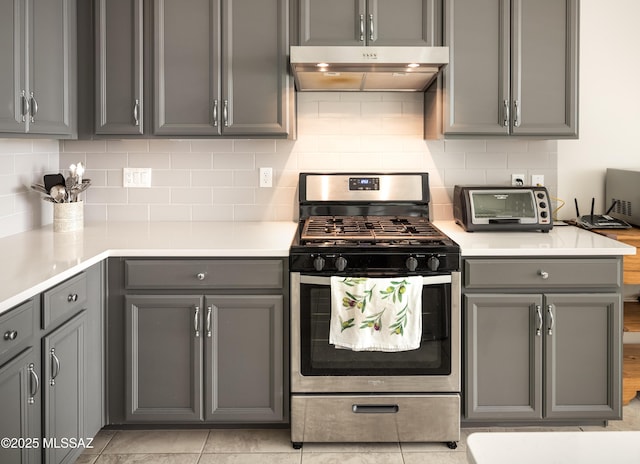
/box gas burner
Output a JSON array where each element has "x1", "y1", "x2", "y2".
[{"x1": 301, "y1": 216, "x2": 448, "y2": 243}]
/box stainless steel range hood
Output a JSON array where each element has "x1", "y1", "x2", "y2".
[{"x1": 290, "y1": 46, "x2": 449, "y2": 92}]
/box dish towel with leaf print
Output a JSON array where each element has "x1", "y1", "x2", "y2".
[{"x1": 329, "y1": 276, "x2": 423, "y2": 352}]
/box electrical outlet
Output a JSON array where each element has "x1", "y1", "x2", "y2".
[
  {"x1": 511, "y1": 174, "x2": 525, "y2": 186},
  {"x1": 123, "y1": 168, "x2": 152, "y2": 188},
  {"x1": 259, "y1": 167, "x2": 273, "y2": 188},
  {"x1": 531, "y1": 174, "x2": 545, "y2": 186}
]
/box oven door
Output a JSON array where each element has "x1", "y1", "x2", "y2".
[{"x1": 291, "y1": 272, "x2": 461, "y2": 393}]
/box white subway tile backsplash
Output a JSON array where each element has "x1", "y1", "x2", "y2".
[
  {"x1": 0, "y1": 93, "x2": 558, "y2": 236},
  {"x1": 106, "y1": 139, "x2": 149, "y2": 153},
  {"x1": 170, "y1": 153, "x2": 213, "y2": 170},
  {"x1": 172, "y1": 187, "x2": 213, "y2": 204},
  {"x1": 213, "y1": 153, "x2": 254, "y2": 170},
  {"x1": 107, "y1": 204, "x2": 149, "y2": 221},
  {"x1": 129, "y1": 188, "x2": 171, "y2": 204},
  {"x1": 128, "y1": 153, "x2": 172, "y2": 169},
  {"x1": 150, "y1": 205, "x2": 192, "y2": 221}
]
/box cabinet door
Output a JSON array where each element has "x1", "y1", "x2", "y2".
[
  {"x1": 443, "y1": 0, "x2": 510, "y2": 135},
  {"x1": 465, "y1": 294, "x2": 542, "y2": 420},
  {"x1": 0, "y1": 348, "x2": 40, "y2": 464},
  {"x1": 544, "y1": 294, "x2": 621, "y2": 419},
  {"x1": 43, "y1": 312, "x2": 86, "y2": 464},
  {"x1": 511, "y1": 0, "x2": 578, "y2": 136},
  {"x1": 299, "y1": 0, "x2": 365, "y2": 45},
  {"x1": 153, "y1": 0, "x2": 220, "y2": 135},
  {"x1": 29, "y1": 0, "x2": 76, "y2": 136},
  {"x1": 0, "y1": 0, "x2": 27, "y2": 133},
  {"x1": 95, "y1": 0, "x2": 144, "y2": 135},
  {"x1": 204, "y1": 295, "x2": 284, "y2": 422},
  {"x1": 125, "y1": 295, "x2": 203, "y2": 422},
  {"x1": 220, "y1": 0, "x2": 290, "y2": 136},
  {"x1": 369, "y1": 0, "x2": 440, "y2": 46}
]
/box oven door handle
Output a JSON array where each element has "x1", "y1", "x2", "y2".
[{"x1": 299, "y1": 275, "x2": 452, "y2": 286}]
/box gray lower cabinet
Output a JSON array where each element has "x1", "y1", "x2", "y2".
[
  {"x1": 43, "y1": 312, "x2": 87, "y2": 464},
  {"x1": 442, "y1": 0, "x2": 578, "y2": 137},
  {"x1": 205, "y1": 295, "x2": 283, "y2": 422},
  {"x1": 299, "y1": 0, "x2": 440, "y2": 46},
  {"x1": 0, "y1": 348, "x2": 41, "y2": 464},
  {"x1": 463, "y1": 257, "x2": 622, "y2": 423},
  {"x1": 125, "y1": 295, "x2": 204, "y2": 421},
  {"x1": 124, "y1": 294, "x2": 284, "y2": 423},
  {"x1": 0, "y1": 0, "x2": 77, "y2": 137},
  {"x1": 114, "y1": 257, "x2": 288, "y2": 424}
]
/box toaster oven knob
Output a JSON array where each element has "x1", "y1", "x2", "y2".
[
  {"x1": 335, "y1": 256, "x2": 348, "y2": 272},
  {"x1": 406, "y1": 256, "x2": 418, "y2": 272},
  {"x1": 313, "y1": 256, "x2": 326, "y2": 271},
  {"x1": 427, "y1": 255, "x2": 440, "y2": 271}
]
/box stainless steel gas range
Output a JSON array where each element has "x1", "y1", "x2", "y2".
[{"x1": 289, "y1": 173, "x2": 461, "y2": 449}]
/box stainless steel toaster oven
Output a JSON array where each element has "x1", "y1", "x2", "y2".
[{"x1": 453, "y1": 185, "x2": 553, "y2": 232}]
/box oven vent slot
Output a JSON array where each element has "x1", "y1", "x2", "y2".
[{"x1": 352, "y1": 404, "x2": 400, "y2": 414}]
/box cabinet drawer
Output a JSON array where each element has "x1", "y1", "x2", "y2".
[
  {"x1": 42, "y1": 272, "x2": 88, "y2": 330},
  {"x1": 0, "y1": 300, "x2": 35, "y2": 362},
  {"x1": 464, "y1": 258, "x2": 621, "y2": 289},
  {"x1": 125, "y1": 259, "x2": 284, "y2": 289}
]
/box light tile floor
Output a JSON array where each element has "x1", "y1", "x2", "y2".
[{"x1": 74, "y1": 397, "x2": 640, "y2": 464}]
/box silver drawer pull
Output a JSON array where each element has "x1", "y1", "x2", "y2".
[
  {"x1": 547, "y1": 305, "x2": 555, "y2": 336},
  {"x1": 194, "y1": 306, "x2": 200, "y2": 337},
  {"x1": 352, "y1": 404, "x2": 399, "y2": 414},
  {"x1": 50, "y1": 348, "x2": 60, "y2": 386},
  {"x1": 67, "y1": 293, "x2": 79, "y2": 302},
  {"x1": 206, "y1": 305, "x2": 213, "y2": 338},
  {"x1": 4, "y1": 330, "x2": 18, "y2": 341},
  {"x1": 535, "y1": 305, "x2": 542, "y2": 336},
  {"x1": 538, "y1": 270, "x2": 549, "y2": 279},
  {"x1": 28, "y1": 363, "x2": 39, "y2": 405},
  {"x1": 197, "y1": 273, "x2": 206, "y2": 281}
]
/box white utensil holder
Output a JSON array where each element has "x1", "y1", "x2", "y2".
[{"x1": 53, "y1": 201, "x2": 84, "y2": 232}]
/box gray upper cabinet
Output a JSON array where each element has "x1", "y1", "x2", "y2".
[
  {"x1": 0, "y1": 0, "x2": 77, "y2": 137},
  {"x1": 442, "y1": 0, "x2": 578, "y2": 137},
  {"x1": 94, "y1": 0, "x2": 144, "y2": 135},
  {"x1": 299, "y1": 0, "x2": 440, "y2": 46},
  {"x1": 153, "y1": 0, "x2": 291, "y2": 137}
]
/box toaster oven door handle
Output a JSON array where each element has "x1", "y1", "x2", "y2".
[
  {"x1": 299, "y1": 275, "x2": 452, "y2": 286},
  {"x1": 488, "y1": 218, "x2": 522, "y2": 224}
]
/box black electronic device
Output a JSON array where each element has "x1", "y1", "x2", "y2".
[{"x1": 574, "y1": 198, "x2": 631, "y2": 229}]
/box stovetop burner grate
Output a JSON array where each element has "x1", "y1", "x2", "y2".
[{"x1": 301, "y1": 215, "x2": 447, "y2": 243}]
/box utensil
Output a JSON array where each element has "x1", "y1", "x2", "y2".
[
  {"x1": 30, "y1": 183, "x2": 48, "y2": 195},
  {"x1": 49, "y1": 185, "x2": 67, "y2": 203},
  {"x1": 76, "y1": 162, "x2": 85, "y2": 184},
  {"x1": 43, "y1": 174, "x2": 65, "y2": 193},
  {"x1": 66, "y1": 175, "x2": 77, "y2": 202}
]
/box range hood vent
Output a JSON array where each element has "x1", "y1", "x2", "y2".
[{"x1": 290, "y1": 46, "x2": 449, "y2": 92}]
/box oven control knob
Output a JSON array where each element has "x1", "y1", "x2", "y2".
[
  {"x1": 335, "y1": 256, "x2": 348, "y2": 272},
  {"x1": 313, "y1": 256, "x2": 325, "y2": 271},
  {"x1": 406, "y1": 256, "x2": 418, "y2": 272},
  {"x1": 427, "y1": 255, "x2": 440, "y2": 271}
]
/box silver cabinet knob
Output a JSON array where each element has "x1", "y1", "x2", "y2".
[
  {"x1": 4, "y1": 330, "x2": 18, "y2": 341},
  {"x1": 197, "y1": 273, "x2": 206, "y2": 281},
  {"x1": 67, "y1": 293, "x2": 79, "y2": 302},
  {"x1": 538, "y1": 270, "x2": 549, "y2": 279}
]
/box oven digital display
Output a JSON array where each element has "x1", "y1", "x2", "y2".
[{"x1": 349, "y1": 177, "x2": 380, "y2": 191}]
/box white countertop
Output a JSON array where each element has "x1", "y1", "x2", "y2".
[
  {"x1": 0, "y1": 221, "x2": 298, "y2": 315},
  {"x1": 467, "y1": 431, "x2": 640, "y2": 464},
  {"x1": 1, "y1": 220, "x2": 635, "y2": 315},
  {"x1": 434, "y1": 221, "x2": 637, "y2": 257}
]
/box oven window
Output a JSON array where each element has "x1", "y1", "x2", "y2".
[
  {"x1": 470, "y1": 190, "x2": 536, "y2": 219},
  {"x1": 299, "y1": 282, "x2": 452, "y2": 376}
]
